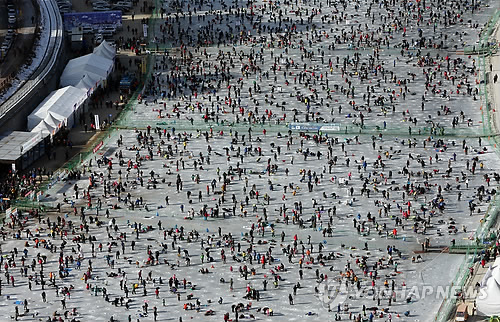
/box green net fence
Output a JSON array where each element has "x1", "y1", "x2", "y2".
[
  {"x1": 448, "y1": 192, "x2": 500, "y2": 252},
  {"x1": 434, "y1": 10, "x2": 500, "y2": 322},
  {"x1": 477, "y1": 11, "x2": 500, "y2": 140},
  {"x1": 475, "y1": 193, "x2": 500, "y2": 241},
  {"x1": 464, "y1": 10, "x2": 500, "y2": 56},
  {"x1": 434, "y1": 249, "x2": 476, "y2": 322}
]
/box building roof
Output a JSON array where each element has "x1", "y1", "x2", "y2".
[
  {"x1": 60, "y1": 53, "x2": 113, "y2": 88},
  {"x1": 0, "y1": 131, "x2": 43, "y2": 162}
]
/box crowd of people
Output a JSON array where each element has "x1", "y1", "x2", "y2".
[{"x1": 2, "y1": 0, "x2": 500, "y2": 320}]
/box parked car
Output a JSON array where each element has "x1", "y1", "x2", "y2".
[
  {"x1": 455, "y1": 304, "x2": 469, "y2": 322},
  {"x1": 8, "y1": 15, "x2": 16, "y2": 24},
  {"x1": 114, "y1": 1, "x2": 132, "y2": 9},
  {"x1": 82, "y1": 26, "x2": 94, "y2": 34},
  {"x1": 99, "y1": 26, "x2": 116, "y2": 36},
  {"x1": 95, "y1": 33, "x2": 103, "y2": 44},
  {"x1": 95, "y1": 33, "x2": 114, "y2": 45},
  {"x1": 103, "y1": 33, "x2": 114, "y2": 40},
  {"x1": 112, "y1": 4, "x2": 131, "y2": 12},
  {"x1": 92, "y1": 1, "x2": 110, "y2": 7},
  {"x1": 4, "y1": 34, "x2": 13, "y2": 42},
  {"x1": 58, "y1": 4, "x2": 72, "y2": 11},
  {"x1": 93, "y1": 5, "x2": 111, "y2": 11},
  {"x1": 56, "y1": 0, "x2": 71, "y2": 6},
  {"x1": 116, "y1": 0, "x2": 132, "y2": 6}
]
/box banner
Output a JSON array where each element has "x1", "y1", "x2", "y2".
[
  {"x1": 93, "y1": 141, "x2": 104, "y2": 153},
  {"x1": 288, "y1": 123, "x2": 340, "y2": 132},
  {"x1": 21, "y1": 131, "x2": 42, "y2": 154},
  {"x1": 95, "y1": 114, "x2": 100, "y2": 130},
  {"x1": 288, "y1": 123, "x2": 321, "y2": 131},
  {"x1": 319, "y1": 124, "x2": 341, "y2": 132},
  {"x1": 26, "y1": 191, "x2": 36, "y2": 201},
  {"x1": 63, "y1": 11, "x2": 122, "y2": 31}
]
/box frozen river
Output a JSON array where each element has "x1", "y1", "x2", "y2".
[{"x1": 2, "y1": 0, "x2": 500, "y2": 320}]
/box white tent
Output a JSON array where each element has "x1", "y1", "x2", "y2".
[
  {"x1": 44, "y1": 112, "x2": 64, "y2": 129},
  {"x1": 75, "y1": 74, "x2": 98, "y2": 95},
  {"x1": 59, "y1": 53, "x2": 113, "y2": 88},
  {"x1": 30, "y1": 120, "x2": 56, "y2": 137},
  {"x1": 27, "y1": 86, "x2": 87, "y2": 130},
  {"x1": 477, "y1": 257, "x2": 500, "y2": 316},
  {"x1": 93, "y1": 40, "x2": 116, "y2": 60}
]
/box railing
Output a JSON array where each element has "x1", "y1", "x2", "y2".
[
  {"x1": 31, "y1": 0, "x2": 63, "y2": 80},
  {"x1": 434, "y1": 249, "x2": 475, "y2": 322},
  {"x1": 434, "y1": 9, "x2": 500, "y2": 322},
  {"x1": 464, "y1": 10, "x2": 500, "y2": 56},
  {"x1": 0, "y1": 73, "x2": 14, "y2": 93}
]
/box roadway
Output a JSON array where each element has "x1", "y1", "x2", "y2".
[
  {"x1": 0, "y1": 0, "x2": 37, "y2": 86},
  {"x1": 0, "y1": 0, "x2": 7, "y2": 45}
]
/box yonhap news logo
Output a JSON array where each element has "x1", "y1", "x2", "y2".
[{"x1": 316, "y1": 278, "x2": 349, "y2": 309}]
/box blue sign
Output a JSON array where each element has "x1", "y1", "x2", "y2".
[{"x1": 63, "y1": 11, "x2": 122, "y2": 30}]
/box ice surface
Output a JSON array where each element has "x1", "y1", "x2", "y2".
[{"x1": 2, "y1": 0, "x2": 500, "y2": 321}]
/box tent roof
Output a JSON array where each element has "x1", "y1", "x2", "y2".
[
  {"x1": 31, "y1": 120, "x2": 56, "y2": 136},
  {"x1": 44, "y1": 112, "x2": 64, "y2": 128},
  {"x1": 93, "y1": 40, "x2": 116, "y2": 60},
  {"x1": 27, "y1": 86, "x2": 87, "y2": 130},
  {"x1": 477, "y1": 257, "x2": 500, "y2": 316},
  {"x1": 74, "y1": 74, "x2": 98, "y2": 92},
  {"x1": 60, "y1": 53, "x2": 113, "y2": 87}
]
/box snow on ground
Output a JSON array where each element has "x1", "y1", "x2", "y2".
[
  {"x1": 1, "y1": 0, "x2": 500, "y2": 321},
  {"x1": 0, "y1": 0, "x2": 50, "y2": 105}
]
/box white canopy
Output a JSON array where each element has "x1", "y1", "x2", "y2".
[
  {"x1": 74, "y1": 74, "x2": 99, "y2": 95},
  {"x1": 44, "y1": 112, "x2": 65, "y2": 129},
  {"x1": 93, "y1": 40, "x2": 116, "y2": 60},
  {"x1": 59, "y1": 53, "x2": 113, "y2": 88},
  {"x1": 27, "y1": 86, "x2": 87, "y2": 130},
  {"x1": 477, "y1": 257, "x2": 500, "y2": 316},
  {"x1": 30, "y1": 119, "x2": 56, "y2": 137}
]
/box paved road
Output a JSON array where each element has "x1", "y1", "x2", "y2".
[
  {"x1": 0, "y1": 0, "x2": 7, "y2": 43},
  {"x1": 0, "y1": 0, "x2": 37, "y2": 80}
]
